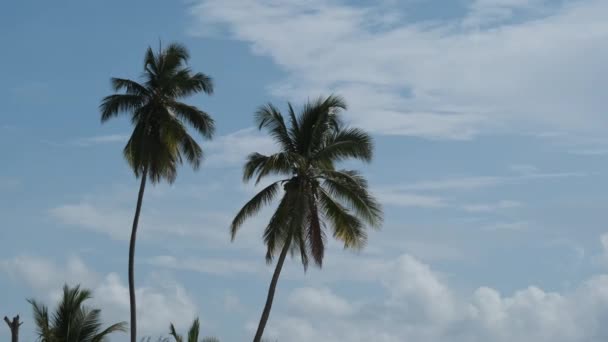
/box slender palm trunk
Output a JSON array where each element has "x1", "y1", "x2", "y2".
[
  {"x1": 129, "y1": 166, "x2": 148, "y2": 342},
  {"x1": 4, "y1": 315, "x2": 21, "y2": 342},
  {"x1": 253, "y1": 240, "x2": 291, "y2": 342}
]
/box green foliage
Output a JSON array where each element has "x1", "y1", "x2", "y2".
[
  {"x1": 28, "y1": 284, "x2": 127, "y2": 342},
  {"x1": 169, "y1": 318, "x2": 218, "y2": 342},
  {"x1": 232, "y1": 94, "x2": 383, "y2": 269},
  {"x1": 100, "y1": 42, "x2": 215, "y2": 183}
]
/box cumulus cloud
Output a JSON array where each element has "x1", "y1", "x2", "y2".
[
  {"x1": 268, "y1": 251, "x2": 608, "y2": 342},
  {"x1": 0, "y1": 255, "x2": 198, "y2": 337}
]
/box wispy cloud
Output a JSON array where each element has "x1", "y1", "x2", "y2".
[
  {"x1": 462, "y1": 200, "x2": 522, "y2": 212},
  {"x1": 374, "y1": 190, "x2": 446, "y2": 208},
  {"x1": 190, "y1": 0, "x2": 608, "y2": 142},
  {"x1": 205, "y1": 127, "x2": 277, "y2": 167},
  {"x1": 73, "y1": 134, "x2": 129, "y2": 146},
  {"x1": 482, "y1": 220, "x2": 530, "y2": 231},
  {"x1": 147, "y1": 255, "x2": 263, "y2": 276},
  {"x1": 41, "y1": 134, "x2": 129, "y2": 148},
  {"x1": 393, "y1": 169, "x2": 586, "y2": 192}
]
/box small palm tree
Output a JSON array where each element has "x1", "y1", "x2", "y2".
[
  {"x1": 231, "y1": 95, "x2": 383, "y2": 342},
  {"x1": 28, "y1": 284, "x2": 126, "y2": 342},
  {"x1": 100, "y1": 42, "x2": 215, "y2": 342},
  {"x1": 169, "y1": 318, "x2": 219, "y2": 342}
]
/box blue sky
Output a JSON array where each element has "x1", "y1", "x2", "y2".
[{"x1": 2, "y1": 0, "x2": 608, "y2": 341}]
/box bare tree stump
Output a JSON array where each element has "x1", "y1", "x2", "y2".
[{"x1": 4, "y1": 315, "x2": 22, "y2": 342}]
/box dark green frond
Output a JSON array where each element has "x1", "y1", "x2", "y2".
[
  {"x1": 297, "y1": 94, "x2": 347, "y2": 155},
  {"x1": 321, "y1": 170, "x2": 382, "y2": 228},
  {"x1": 168, "y1": 101, "x2": 215, "y2": 139},
  {"x1": 173, "y1": 70, "x2": 214, "y2": 97},
  {"x1": 231, "y1": 181, "x2": 282, "y2": 239},
  {"x1": 144, "y1": 46, "x2": 158, "y2": 76},
  {"x1": 255, "y1": 103, "x2": 294, "y2": 152},
  {"x1": 162, "y1": 43, "x2": 190, "y2": 72},
  {"x1": 28, "y1": 298, "x2": 52, "y2": 341},
  {"x1": 307, "y1": 187, "x2": 325, "y2": 267},
  {"x1": 29, "y1": 285, "x2": 125, "y2": 342},
  {"x1": 169, "y1": 323, "x2": 182, "y2": 342},
  {"x1": 187, "y1": 318, "x2": 200, "y2": 342},
  {"x1": 315, "y1": 127, "x2": 373, "y2": 163},
  {"x1": 263, "y1": 188, "x2": 295, "y2": 263},
  {"x1": 100, "y1": 94, "x2": 144, "y2": 122},
  {"x1": 111, "y1": 78, "x2": 149, "y2": 95},
  {"x1": 91, "y1": 322, "x2": 128, "y2": 342},
  {"x1": 242, "y1": 152, "x2": 295, "y2": 184},
  {"x1": 179, "y1": 132, "x2": 203, "y2": 169},
  {"x1": 318, "y1": 189, "x2": 367, "y2": 249},
  {"x1": 287, "y1": 102, "x2": 300, "y2": 146}
]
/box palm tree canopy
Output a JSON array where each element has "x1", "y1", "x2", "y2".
[
  {"x1": 231, "y1": 94, "x2": 383, "y2": 269},
  {"x1": 28, "y1": 284, "x2": 127, "y2": 342},
  {"x1": 100, "y1": 42, "x2": 215, "y2": 183}
]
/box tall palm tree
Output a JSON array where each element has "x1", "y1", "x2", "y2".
[
  {"x1": 28, "y1": 284, "x2": 127, "y2": 342},
  {"x1": 100, "y1": 42, "x2": 215, "y2": 342},
  {"x1": 169, "y1": 318, "x2": 219, "y2": 342},
  {"x1": 231, "y1": 95, "x2": 383, "y2": 342}
]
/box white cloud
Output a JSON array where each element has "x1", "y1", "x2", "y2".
[
  {"x1": 205, "y1": 127, "x2": 277, "y2": 167},
  {"x1": 223, "y1": 292, "x2": 243, "y2": 313},
  {"x1": 73, "y1": 134, "x2": 129, "y2": 146},
  {"x1": 374, "y1": 190, "x2": 445, "y2": 208},
  {"x1": 190, "y1": 0, "x2": 608, "y2": 144},
  {"x1": 482, "y1": 220, "x2": 530, "y2": 231},
  {"x1": 391, "y1": 169, "x2": 585, "y2": 192},
  {"x1": 463, "y1": 200, "x2": 522, "y2": 212},
  {"x1": 268, "y1": 250, "x2": 608, "y2": 342},
  {"x1": 0, "y1": 255, "x2": 98, "y2": 294},
  {"x1": 147, "y1": 255, "x2": 262, "y2": 276},
  {"x1": 0, "y1": 256, "x2": 198, "y2": 337},
  {"x1": 288, "y1": 287, "x2": 355, "y2": 317}
]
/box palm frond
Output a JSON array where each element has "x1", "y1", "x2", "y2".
[
  {"x1": 231, "y1": 181, "x2": 282, "y2": 239},
  {"x1": 297, "y1": 94, "x2": 346, "y2": 155},
  {"x1": 263, "y1": 187, "x2": 296, "y2": 263},
  {"x1": 168, "y1": 101, "x2": 215, "y2": 139},
  {"x1": 255, "y1": 103, "x2": 294, "y2": 152},
  {"x1": 306, "y1": 186, "x2": 325, "y2": 266},
  {"x1": 321, "y1": 170, "x2": 382, "y2": 228},
  {"x1": 186, "y1": 318, "x2": 200, "y2": 342},
  {"x1": 173, "y1": 70, "x2": 214, "y2": 97},
  {"x1": 315, "y1": 127, "x2": 373, "y2": 163},
  {"x1": 100, "y1": 94, "x2": 144, "y2": 122},
  {"x1": 169, "y1": 323, "x2": 183, "y2": 342},
  {"x1": 162, "y1": 43, "x2": 190, "y2": 73},
  {"x1": 28, "y1": 298, "x2": 52, "y2": 341},
  {"x1": 91, "y1": 321, "x2": 128, "y2": 342},
  {"x1": 318, "y1": 189, "x2": 367, "y2": 249},
  {"x1": 242, "y1": 152, "x2": 295, "y2": 184},
  {"x1": 111, "y1": 78, "x2": 149, "y2": 95},
  {"x1": 287, "y1": 102, "x2": 300, "y2": 147}
]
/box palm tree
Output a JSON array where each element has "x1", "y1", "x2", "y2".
[
  {"x1": 169, "y1": 318, "x2": 219, "y2": 342},
  {"x1": 231, "y1": 95, "x2": 383, "y2": 342},
  {"x1": 28, "y1": 284, "x2": 127, "y2": 342},
  {"x1": 100, "y1": 42, "x2": 215, "y2": 342}
]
